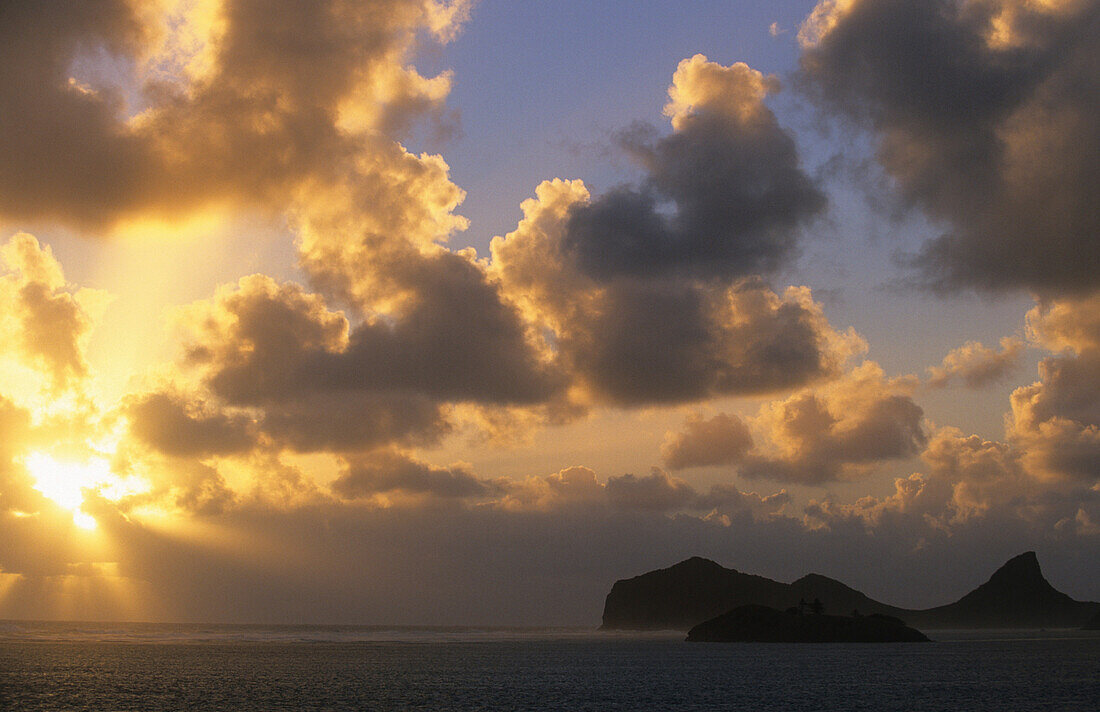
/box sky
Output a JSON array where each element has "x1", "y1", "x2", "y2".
[{"x1": 0, "y1": 0, "x2": 1097, "y2": 625}]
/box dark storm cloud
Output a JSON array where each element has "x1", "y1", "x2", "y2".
[
  {"x1": 800, "y1": 0, "x2": 1100, "y2": 293},
  {"x1": 562, "y1": 57, "x2": 825, "y2": 281}
]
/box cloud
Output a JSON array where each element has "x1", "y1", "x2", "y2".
[
  {"x1": 807, "y1": 293, "x2": 1100, "y2": 530},
  {"x1": 741, "y1": 361, "x2": 926, "y2": 484},
  {"x1": 478, "y1": 58, "x2": 900, "y2": 410},
  {"x1": 162, "y1": 459, "x2": 238, "y2": 516},
  {"x1": 0, "y1": 1, "x2": 149, "y2": 228},
  {"x1": 1026, "y1": 291, "x2": 1100, "y2": 353},
  {"x1": 493, "y1": 466, "x2": 607, "y2": 512},
  {"x1": 291, "y1": 138, "x2": 471, "y2": 313},
  {"x1": 561, "y1": 55, "x2": 825, "y2": 281},
  {"x1": 0, "y1": 0, "x2": 470, "y2": 229},
  {"x1": 696, "y1": 484, "x2": 793, "y2": 522},
  {"x1": 255, "y1": 391, "x2": 449, "y2": 454},
  {"x1": 926, "y1": 336, "x2": 1024, "y2": 388},
  {"x1": 168, "y1": 274, "x2": 451, "y2": 452},
  {"x1": 483, "y1": 465, "x2": 787, "y2": 521},
  {"x1": 168, "y1": 265, "x2": 564, "y2": 452},
  {"x1": 572, "y1": 279, "x2": 862, "y2": 405},
  {"x1": 189, "y1": 265, "x2": 560, "y2": 408},
  {"x1": 601, "y1": 468, "x2": 791, "y2": 521},
  {"x1": 800, "y1": 292, "x2": 1100, "y2": 537},
  {"x1": 137, "y1": 52, "x2": 854, "y2": 434},
  {"x1": 332, "y1": 449, "x2": 486, "y2": 500},
  {"x1": 661, "y1": 412, "x2": 754, "y2": 470},
  {"x1": 124, "y1": 392, "x2": 256, "y2": 458},
  {"x1": 1009, "y1": 354, "x2": 1100, "y2": 483},
  {"x1": 0, "y1": 234, "x2": 107, "y2": 392},
  {"x1": 605, "y1": 469, "x2": 698, "y2": 512},
  {"x1": 800, "y1": 0, "x2": 1100, "y2": 293},
  {"x1": 7, "y1": 0, "x2": 557, "y2": 442},
  {"x1": 811, "y1": 422, "x2": 1099, "y2": 539},
  {"x1": 916, "y1": 427, "x2": 1030, "y2": 521},
  {"x1": 1006, "y1": 293, "x2": 1100, "y2": 483},
  {"x1": 491, "y1": 180, "x2": 865, "y2": 406}
]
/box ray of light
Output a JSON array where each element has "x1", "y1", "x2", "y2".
[{"x1": 23, "y1": 453, "x2": 151, "y2": 531}]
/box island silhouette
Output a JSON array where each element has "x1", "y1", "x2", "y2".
[{"x1": 601, "y1": 551, "x2": 1099, "y2": 631}]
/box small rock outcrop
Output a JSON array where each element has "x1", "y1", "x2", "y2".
[{"x1": 686, "y1": 605, "x2": 930, "y2": 643}]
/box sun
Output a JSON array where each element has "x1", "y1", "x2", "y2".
[{"x1": 24, "y1": 453, "x2": 116, "y2": 530}]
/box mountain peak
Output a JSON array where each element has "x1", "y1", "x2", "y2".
[
  {"x1": 987, "y1": 551, "x2": 1044, "y2": 587},
  {"x1": 948, "y1": 550, "x2": 1075, "y2": 620},
  {"x1": 669, "y1": 557, "x2": 731, "y2": 574},
  {"x1": 792, "y1": 573, "x2": 835, "y2": 585}
]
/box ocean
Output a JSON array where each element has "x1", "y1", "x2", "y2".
[{"x1": 1, "y1": 622, "x2": 1097, "y2": 710}]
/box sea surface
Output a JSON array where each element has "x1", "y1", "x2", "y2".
[{"x1": 1, "y1": 622, "x2": 1097, "y2": 711}]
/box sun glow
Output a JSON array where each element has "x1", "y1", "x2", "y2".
[{"x1": 23, "y1": 453, "x2": 147, "y2": 530}]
